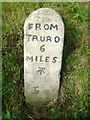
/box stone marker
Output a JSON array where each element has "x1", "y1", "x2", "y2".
[{"x1": 24, "y1": 8, "x2": 64, "y2": 106}]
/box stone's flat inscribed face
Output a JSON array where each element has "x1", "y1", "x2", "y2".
[{"x1": 24, "y1": 8, "x2": 64, "y2": 106}]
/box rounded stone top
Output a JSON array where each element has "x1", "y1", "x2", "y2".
[
  {"x1": 24, "y1": 8, "x2": 64, "y2": 36},
  {"x1": 32, "y1": 8, "x2": 59, "y2": 15},
  {"x1": 25, "y1": 8, "x2": 63, "y2": 22}
]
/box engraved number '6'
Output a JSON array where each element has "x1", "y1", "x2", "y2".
[{"x1": 40, "y1": 45, "x2": 45, "y2": 52}]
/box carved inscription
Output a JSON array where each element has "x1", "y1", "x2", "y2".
[{"x1": 25, "y1": 23, "x2": 60, "y2": 75}]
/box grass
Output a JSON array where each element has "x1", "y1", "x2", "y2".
[{"x1": 2, "y1": 2, "x2": 90, "y2": 120}]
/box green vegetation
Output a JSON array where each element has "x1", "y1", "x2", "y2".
[{"x1": 2, "y1": 2, "x2": 89, "y2": 120}]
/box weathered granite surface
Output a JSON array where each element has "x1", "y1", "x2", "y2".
[{"x1": 24, "y1": 8, "x2": 64, "y2": 106}]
